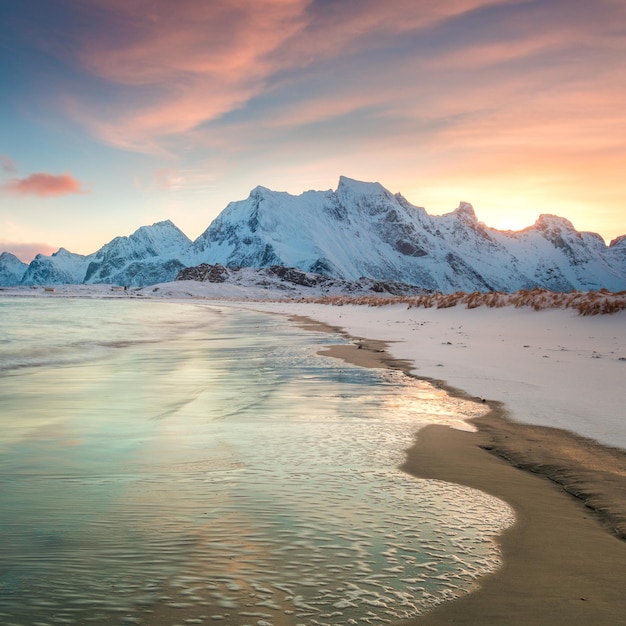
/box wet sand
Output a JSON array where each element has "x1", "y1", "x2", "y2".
[{"x1": 293, "y1": 316, "x2": 626, "y2": 625}]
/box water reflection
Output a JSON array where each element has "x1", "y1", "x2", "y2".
[{"x1": 0, "y1": 300, "x2": 513, "y2": 625}]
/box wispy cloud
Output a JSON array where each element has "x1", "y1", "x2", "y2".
[
  {"x1": 1, "y1": 173, "x2": 87, "y2": 197},
  {"x1": 53, "y1": 0, "x2": 523, "y2": 152},
  {"x1": 11, "y1": 0, "x2": 626, "y2": 159},
  {"x1": 60, "y1": 0, "x2": 309, "y2": 151},
  {"x1": 153, "y1": 168, "x2": 216, "y2": 193}
]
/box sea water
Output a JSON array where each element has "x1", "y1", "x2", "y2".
[{"x1": 0, "y1": 296, "x2": 514, "y2": 625}]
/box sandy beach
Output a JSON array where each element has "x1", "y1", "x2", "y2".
[{"x1": 283, "y1": 308, "x2": 626, "y2": 624}]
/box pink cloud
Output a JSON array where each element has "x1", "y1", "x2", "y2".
[
  {"x1": 64, "y1": 0, "x2": 517, "y2": 151},
  {"x1": 80, "y1": 0, "x2": 308, "y2": 84},
  {"x1": 61, "y1": 0, "x2": 309, "y2": 150},
  {"x1": 1, "y1": 173, "x2": 86, "y2": 197},
  {"x1": 35, "y1": 0, "x2": 626, "y2": 202},
  {"x1": 0, "y1": 240, "x2": 57, "y2": 263}
]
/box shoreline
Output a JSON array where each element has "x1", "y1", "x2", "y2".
[{"x1": 289, "y1": 314, "x2": 626, "y2": 624}]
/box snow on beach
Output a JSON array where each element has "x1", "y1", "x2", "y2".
[
  {"x1": 247, "y1": 301, "x2": 626, "y2": 451},
  {"x1": 133, "y1": 278, "x2": 626, "y2": 451},
  {"x1": 3, "y1": 282, "x2": 625, "y2": 450}
]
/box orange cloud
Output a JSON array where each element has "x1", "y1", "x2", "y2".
[
  {"x1": 64, "y1": 0, "x2": 518, "y2": 151},
  {"x1": 80, "y1": 0, "x2": 308, "y2": 83},
  {"x1": 1, "y1": 173, "x2": 86, "y2": 197},
  {"x1": 63, "y1": 0, "x2": 309, "y2": 150}
]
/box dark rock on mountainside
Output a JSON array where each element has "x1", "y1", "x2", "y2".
[{"x1": 176, "y1": 263, "x2": 430, "y2": 296}]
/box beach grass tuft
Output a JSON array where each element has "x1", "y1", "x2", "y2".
[{"x1": 292, "y1": 288, "x2": 626, "y2": 315}]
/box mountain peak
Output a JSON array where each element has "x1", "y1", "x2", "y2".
[
  {"x1": 152, "y1": 219, "x2": 176, "y2": 228},
  {"x1": 0, "y1": 251, "x2": 23, "y2": 262},
  {"x1": 336, "y1": 176, "x2": 387, "y2": 197},
  {"x1": 334, "y1": 177, "x2": 396, "y2": 220},
  {"x1": 535, "y1": 214, "x2": 576, "y2": 232},
  {"x1": 52, "y1": 247, "x2": 74, "y2": 257},
  {"x1": 249, "y1": 185, "x2": 276, "y2": 200},
  {"x1": 453, "y1": 202, "x2": 477, "y2": 222},
  {"x1": 132, "y1": 219, "x2": 187, "y2": 238}
]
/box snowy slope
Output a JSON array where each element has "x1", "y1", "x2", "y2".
[
  {"x1": 606, "y1": 235, "x2": 626, "y2": 278},
  {"x1": 0, "y1": 252, "x2": 27, "y2": 286},
  {"x1": 492, "y1": 216, "x2": 626, "y2": 292},
  {"x1": 21, "y1": 248, "x2": 94, "y2": 286},
  {"x1": 84, "y1": 220, "x2": 192, "y2": 287}
]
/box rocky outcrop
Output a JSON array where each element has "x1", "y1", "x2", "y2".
[{"x1": 176, "y1": 263, "x2": 430, "y2": 296}]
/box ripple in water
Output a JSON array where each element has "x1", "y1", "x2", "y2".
[{"x1": 0, "y1": 300, "x2": 514, "y2": 625}]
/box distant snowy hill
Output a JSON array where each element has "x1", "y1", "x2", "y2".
[
  {"x1": 83, "y1": 220, "x2": 192, "y2": 287},
  {"x1": 21, "y1": 248, "x2": 94, "y2": 286},
  {"x1": 0, "y1": 252, "x2": 28, "y2": 286},
  {"x1": 2, "y1": 177, "x2": 625, "y2": 291},
  {"x1": 7, "y1": 221, "x2": 193, "y2": 288}
]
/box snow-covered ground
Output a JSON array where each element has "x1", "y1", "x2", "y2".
[
  {"x1": 246, "y1": 301, "x2": 626, "y2": 451},
  {"x1": 3, "y1": 283, "x2": 625, "y2": 451}
]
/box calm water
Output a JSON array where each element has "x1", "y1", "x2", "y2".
[{"x1": 0, "y1": 297, "x2": 514, "y2": 626}]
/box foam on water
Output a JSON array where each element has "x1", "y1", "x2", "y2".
[{"x1": 0, "y1": 298, "x2": 514, "y2": 625}]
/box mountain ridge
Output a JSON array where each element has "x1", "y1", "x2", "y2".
[{"x1": 2, "y1": 177, "x2": 625, "y2": 292}]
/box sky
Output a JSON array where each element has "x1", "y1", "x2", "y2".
[{"x1": 1, "y1": 0, "x2": 625, "y2": 262}]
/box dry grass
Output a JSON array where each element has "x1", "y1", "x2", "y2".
[{"x1": 293, "y1": 288, "x2": 626, "y2": 315}]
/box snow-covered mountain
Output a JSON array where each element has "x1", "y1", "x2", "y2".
[
  {"x1": 192, "y1": 176, "x2": 626, "y2": 292},
  {"x1": 0, "y1": 252, "x2": 28, "y2": 286},
  {"x1": 11, "y1": 221, "x2": 192, "y2": 288},
  {"x1": 2, "y1": 177, "x2": 625, "y2": 291},
  {"x1": 21, "y1": 248, "x2": 94, "y2": 286},
  {"x1": 605, "y1": 235, "x2": 626, "y2": 278},
  {"x1": 83, "y1": 220, "x2": 192, "y2": 287}
]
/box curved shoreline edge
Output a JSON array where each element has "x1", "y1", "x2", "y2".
[{"x1": 289, "y1": 314, "x2": 626, "y2": 625}]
